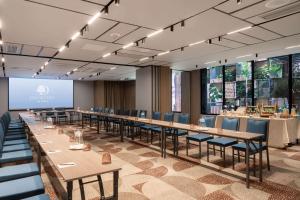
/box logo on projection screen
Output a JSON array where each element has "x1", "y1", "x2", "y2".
[{"x1": 36, "y1": 85, "x2": 50, "y2": 96}]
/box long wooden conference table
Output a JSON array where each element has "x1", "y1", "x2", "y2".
[
  {"x1": 74, "y1": 110, "x2": 264, "y2": 188},
  {"x1": 20, "y1": 112, "x2": 121, "y2": 200}
]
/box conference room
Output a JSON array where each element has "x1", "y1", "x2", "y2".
[{"x1": 0, "y1": 0, "x2": 300, "y2": 199}]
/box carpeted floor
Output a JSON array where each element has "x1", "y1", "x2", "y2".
[{"x1": 40, "y1": 124, "x2": 300, "y2": 200}]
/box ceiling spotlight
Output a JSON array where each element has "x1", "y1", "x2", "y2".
[
  {"x1": 110, "y1": 67, "x2": 117, "y2": 70},
  {"x1": 227, "y1": 26, "x2": 252, "y2": 35},
  {"x1": 147, "y1": 29, "x2": 163, "y2": 38},
  {"x1": 285, "y1": 44, "x2": 300, "y2": 49},
  {"x1": 225, "y1": 59, "x2": 227, "y2": 63},
  {"x1": 41, "y1": 66, "x2": 45, "y2": 70},
  {"x1": 114, "y1": 0, "x2": 120, "y2": 6},
  {"x1": 102, "y1": 53, "x2": 111, "y2": 58},
  {"x1": 139, "y1": 57, "x2": 149, "y2": 62},
  {"x1": 104, "y1": 6, "x2": 109, "y2": 15},
  {"x1": 67, "y1": 71, "x2": 71, "y2": 75},
  {"x1": 196, "y1": 65, "x2": 198, "y2": 68},
  {"x1": 71, "y1": 32, "x2": 80, "y2": 40},
  {"x1": 73, "y1": 68, "x2": 78, "y2": 72},
  {"x1": 122, "y1": 42, "x2": 134, "y2": 49},
  {"x1": 255, "y1": 53, "x2": 258, "y2": 58},
  {"x1": 0, "y1": 40, "x2": 3, "y2": 45},
  {"x1": 188, "y1": 40, "x2": 205, "y2": 47},
  {"x1": 157, "y1": 51, "x2": 170, "y2": 56},
  {"x1": 44, "y1": 61, "x2": 49, "y2": 66},
  {"x1": 1, "y1": 57, "x2": 4, "y2": 62},
  {"x1": 59, "y1": 46, "x2": 66, "y2": 52},
  {"x1": 141, "y1": 38, "x2": 146, "y2": 44},
  {"x1": 181, "y1": 20, "x2": 185, "y2": 27},
  {"x1": 219, "y1": 60, "x2": 222, "y2": 64},
  {"x1": 114, "y1": 51, "x2": 118, "y2": 55},
  {"x1": 36, "y1": 72, "x2": 39, "y2": 75},
  {"x1": 218, "y1": 36, "x2": 222, "y2": 42},
  {"x1": 135, "y1": 41, "x2": 139, "y2": 46},
  {"x1": 181, "y1": 47, "x2": 184, "y2": 51},
  {"x1": 170, "y1": 25, "x2": 174, "y2": 32},
  {"x1": 88, "y1": 11, "x2": 101, "y2": 25},
  {"x1": 208, "y1": 39, "x2": 212, "y2": 44},
  {"x1": 237, "y1": 0, "x2": 242, "y2": 4}
]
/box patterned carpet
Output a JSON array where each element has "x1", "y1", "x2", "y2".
[{"x1": 39, "y1": 124, "x2": 300, "y2": 200}]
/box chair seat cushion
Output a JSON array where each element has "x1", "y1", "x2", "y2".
[
  {"x1": 6, "y1": 130, "x2": 26, "y2": 135},
  {"x1": 207, "y1": 137, "x2": 237, "y2": 147},
  {"x1": 140, "y1": 125, "x2": 153, "y2": 130},
  {"x1": 23, "y1": 194, "x2": 50, "y2": 200},
  {"x1": 0, "y1": 150, "x2": 33, "y2": 164},
  {"x1": 0, "y1": 175, "x2": 44, "y2": 200},
  {"x1": 187, "y1": 133, "x2": 213, "y2": 142},
  {"x1": 175, "y1": 129, "x2": 188, "y2": 136},
  {"x1": 5, "y1": 134, "x2": 26, "y2": 141},
  {"x1": 232, "y1": 142, "x2": 266, "y2": 153},
  {"x1": 0, "y1": 163, "x2": 39, "y2": 182},
  {"x1": 151, "y1": 127, "x2": 162, "y2": 132},
  {"x1": 4, "y1": 139, "x2": 28, "y2": 146},
  {"x1": 2, "y1": 143, "x2": 31, "y2": 153}
]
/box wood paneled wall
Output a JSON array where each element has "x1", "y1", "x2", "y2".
[
  {"x1": 181, "y1": 71, "x2": 191, "y2": 115},
  {"x1": 190, "y1": 70, "x2": 201, "y2": 124},
  {"x1": 94, "y1": 80, "x2": 135, "y2": 110},
  {"x1": 159, "y1": 67, "x2": 172, "y2": 114}
]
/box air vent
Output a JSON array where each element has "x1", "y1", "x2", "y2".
[{"x1": 261, "y1": 1, "x2": 300, "y2": 20}]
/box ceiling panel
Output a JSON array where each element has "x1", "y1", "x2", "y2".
[
  {"x1": 260, "y1": 13, "x2": 300, "y2": 36},
  {"x1": 225, "y1": 32, "x2": 263, "y2": 44},
  {"x1": 82, "y1": 19, "x2": 117, "y2": 40},
  {"x1": 119, "y1": 47, "x2": 161, "y2": 57},
  {"x1": 56, "y1": 38, "x2": 122, "y2": 61},
  {"x1": 5, "y1": 55, "x2": 46, "y2": 74},
  {"x1": 1, "y1": 0, "x2": 90, "y2": 48},
  {"x1": 215, "y1": 38, "x2": 246, "y2": 48},
  {"x1": 233, "y1": 0, "x2": 298, "y2": 19},
  {"x1": 215, "y1": 0, "x2": 263, "y2": 13},
  {"x1": 96, "y1": 23, "x2": 138, "y2": 42},
  {"x1": 28, "y1": 0, "x2": 106, "y2": 15},
  {"x1": 3, "y1": 43, "x2": 22, "y2": 55},
  {"x1": 107, "y1": 0, "x2": 225, "y2": 29},
  {"x1": 140, "y1": 9, "x2": 251, "y2": 50},
  {"x1": 38, "y1": 47, "x2": 57, "y2": 57},
  {"x1": 21, "y1": 45, "x2": 42, "y2": 56},
  {"x1": 96, "y1": 54, "x2": 138, "y2": 64},
  {"x1": 242, "y1": 26, "x2": 282, "y2": 40},
  {"x1": 115, "y1": 28, "x2": 153, "y2": 44}
]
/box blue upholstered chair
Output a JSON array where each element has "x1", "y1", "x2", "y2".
[
  {"x1": 0, "y1": 175, "x2": 45, "y2": 200},
  {"x1": 206, "y1": 117, "x2": 239, "y2": 166},
  {"x1": 0, "y1": 163, "x2": 39, "y2": 182},
  {"x1": 232, "y1": 119, "x2": 270, "y2": 172},
  {"x1": 23, "y1": 194, "x2": 50, "y2": 200},
  {"x1": 170, "y1": 113, "x2": 189, "y2": 156},
  {"x1": 150, "y1": 112, "x2": 174, "y2": 144},
  {"x1": 186, "y1": 116, "x2": 215, "y2": 158},
  {"x1": 140, "y1": 112, "x2": 161, "y2": 143}
]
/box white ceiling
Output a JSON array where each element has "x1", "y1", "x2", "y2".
[{"x1": 0, "y1": 0, "x2": 300, "y2": 80}]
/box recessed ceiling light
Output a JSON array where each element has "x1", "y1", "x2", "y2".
[
  {"x1": 102, "y1": 53, "x2": 111, "y2": 58},
  {"x1": 157, "y1": 51, "x2": 170, "y2": 56},
  {"x1": 236, "y1": 54, "x2": 252, "y2": 59},
  {"x1": 265, "y1": 0, "x2": 290, "y2": 8},
  {"x1": 227, "y1": 26, "x2": 252, "y2": 35},
  {"x1": 59, "y1": 46, "x2": 66, "y2": 52},
  {"x1": 205, "y1": 61, "x2": 217, "y2": 65},
  {"x1": 122, "y1": 42, "x2": 134, "y2": 49},
  {"x1": 1, "y1": 57, "x2": 5, "y2": 62},
  {"x1": 139, "y1": 57, "x2": 149, "y2": 62},
  {"x1": 147, "y1": 29, "x2": 163, "y2": 38},
  {"x1": 0, "y1": 40, "x2": 3, "y2": 45},
  {"x1": 188, "y1": 40, "x2": 205, "y2": 47},
  {"x1": 285, "y1": 44, "x2": 300, "y2": 49},
  {"x1": 110, "y1": 67, "x2": 117, "y2": 70}
]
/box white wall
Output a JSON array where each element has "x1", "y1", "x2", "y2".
[
  {"x1": 0, "y1": 78, "x2": 94, "y2": 116},
  {"x1": 136, "y1": 67, "x2": 152, "y2": 116}
]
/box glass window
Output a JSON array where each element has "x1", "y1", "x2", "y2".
[
  {"x1": 172, "y1": 70, "x2": 182, "y2": 112},
  {"x1": 206, "y1": 66, "x2": 223, "y2": 114},
  {"x1": 292, "y1": 54, "x2": 300, "y2": 111},
  {"x1": 254, "y1": 56, "x2": 289, "y2": 110},
  {"x1": 224, "y1": 62, "x2": 252, "y2": 108}
]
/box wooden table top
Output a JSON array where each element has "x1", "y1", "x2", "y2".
[
  {"x1": 20, "y1": 112, "x2": 121, "y2": 182},
  {"x1": 75, "y1": 110, "x2": 263, "y2": 140}
]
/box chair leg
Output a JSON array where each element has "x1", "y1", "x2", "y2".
[
  {"x1": 232, "y1": 148, "x2": 235, "y2": 169},
  {"x1": 238, "y1": 150, "x2": 241, "y2": 162},
  {"x1": 223, "y1": 147, "x2": 226, "y2": 168},
  {"x1": 253, "y1": 154, "x2": 256, "y2": 177},
  {"x1": 151, "y1": 131, "x2": 153, "y2": 144},
  {"x1": 176, "y1": 136, "x2": 179, "y2": 156},
  {"x1": 186, "y1": 139, "x2": 189, "y2": 156},
  {"x1": 266, "y1": 148, "x2": 270, "y2": 171},
  {"x1": 213, "y1": 145, "x2": 216, "y2": 156},
  {"x1": 207, "y1": 143, "x2": 210, "y2": 162},
  {"x1": 220, "y1": 146, "x2": 222, "y2": 157},
  {"x1": 146, "y1": 130, "x2": 149, "y2": 143},
  {"x1": 199, "y1": 142, "x2": 202, "y2": 158}
]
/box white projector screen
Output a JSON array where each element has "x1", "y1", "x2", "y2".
[{"x1": 9, "y1": 78, "x2": 74, "y2": 110}]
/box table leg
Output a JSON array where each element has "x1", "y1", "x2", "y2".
[
  {"x1": 81, "y1": 114, "x2": 84, "y2": 129},
  {"x1": 97, "y1": 115, "x2": 100, "y2": 134},
  {"x1": 120, "y1": 119, "x2": 124, "y2": 142},
  {"x1": 160, "y1": 127, "x2": 164, "y2": 157},
  {"x1": 97, "y1": 175, "x2": 105, "y2": 200},
  {"x1": 67, "y1": 181, "x2": 73, "y2": 200},
  {"x1": 245, "y1": 140, "x2": 250, "y2": 188},
  {"x1": 259, "y1": 138, "x2": 263, "y2": 182},
  {"x1": 78, "y1": 179, "x2": 85, "y2": 200},
  {"x1": 163, "y1": 128, "x2": 167, "y2": 158},
  {"x1": 89, "y1": 114, "x2": 92, "y2": 127},
  {"x1": 113, "y1": 171, "x2": 119, "y2": 200}
]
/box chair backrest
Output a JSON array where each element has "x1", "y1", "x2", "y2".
[
  {"x1": 139, "y1": 110, "x2": 147, "y2": 118},
  {"x1": 109, "y1": 108, "x2": 114, "y2": 114},
  {"x1": 104, "y1": 108, "x2": 110, "y2": 113},
  {"x1": 123, "y1": 110, "x2": 130, "y2": 116},
  {"x1": 178, "y1": 113, "x2": 189, "y2": 124},
  {"x1": 163, "y1": 112, "x2": 174, "y2": 122},
  {"x1": 130, "y1": 110, "x2": 138, "y2": 117},
  {"x1": 115, "y1": 109, "x2": 121, "y2": 115},
  {"x1": 203, "y1": 116, "x2": 216, "y2": 128},
  {"x1": 57, "y1": 111, "x2": 65, "y2": 115},
  {"x1": 152, "y1": 112, "x2": 161, "y2": 120},
  {"x1": 246, "y1": 119, "x2": 269, "y2": 142},
  {"x1": 221, "y1": 117, "x2": 239, "y2": 131}
]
